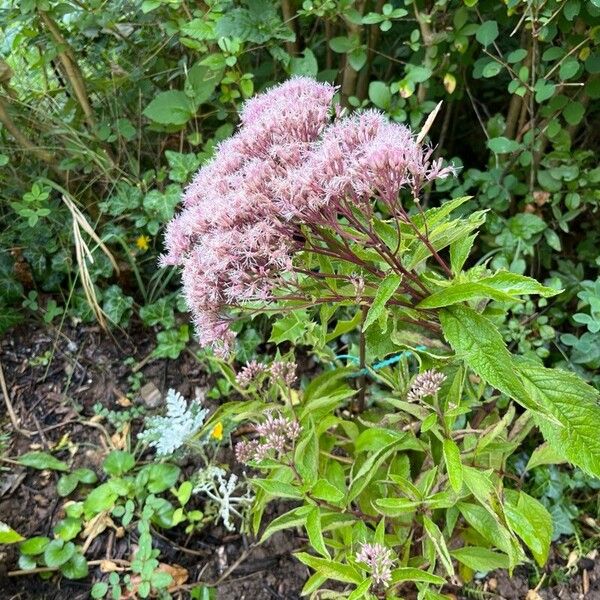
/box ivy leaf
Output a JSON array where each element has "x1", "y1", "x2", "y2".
[
  {"x1": 143, "y1": 91, "x2": 195, "y2": 126},
  {"x1": 140, "y1": 297, "x2": 176, "y2": 329},
  {"x1": 514, "y1": 359, "x2": 600, "y2": 477},
  {"x1": 368, "y1": 81, "x2": 392, "y2": 110},
  {"x1": 143, "y1": 185, "x2": 180, "y2": 223},
  {"x1": 152, "y1": 325, "x2": 190, "y2": 359},
  {"x1": 487, "y1": 137, "x2": 522, "y2": 154},
  {"x1": 270, "y1": 311, "x2": 312, "y2": 344},
  {"x1": 363, "y1": 272, "x2": 402, "y2": 331},
  {"x1": 290, "y1": 49, "x2": 319, "y2": 77},
  {"x1": 102, "y1": 285, "x2": 134, "y2": 327},
  {"x1": 476, "y1": 21, "x2": 499, "y2": 47}
]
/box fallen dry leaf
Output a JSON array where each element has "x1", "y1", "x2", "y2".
[
  {"x1": 81, "y1": 511, "x2": 117, "y2": 552},
  {"x1": 111, "y1": 421, "x2": 130, "y2": 449},
  {"x1": 566, "y1": 549, "x2": 579, "y2": 569},
  {"x1": 100, "y1": 559, "x2": 123, "y2": 573},
  {"x1": 161, "y1": 563, "x2": 189, "y2": 590},
  {"x1": 120, "y1": 563, "x2": 188, "y2": 598}
]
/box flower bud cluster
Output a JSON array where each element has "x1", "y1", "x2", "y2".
[{"x1": 235, "y1": 412, "x2": 301, "y2": 463}]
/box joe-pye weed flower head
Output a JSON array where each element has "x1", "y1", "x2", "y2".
[
  {"x1": 355, "y1": 542, "x2": 395, "y2": 588},
  {"x1": 162, "y1": 77, "x2": 454, "y2": 354}
]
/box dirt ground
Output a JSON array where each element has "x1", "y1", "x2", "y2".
[{"x1": 0, "y1": 323, "x2": 598, "y2": 600}]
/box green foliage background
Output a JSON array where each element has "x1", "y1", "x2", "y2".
[{"x1": 0, "y1": 0, "x2": 599, "y2": 384}]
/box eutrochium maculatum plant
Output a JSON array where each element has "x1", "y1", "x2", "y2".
[{"x1": 164, "y1": 78, "x2": 600, "y2": 599}]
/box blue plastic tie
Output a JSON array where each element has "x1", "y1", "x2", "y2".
[{"x1": 338, "y1": 345, "x2": 428, "y2": 379}]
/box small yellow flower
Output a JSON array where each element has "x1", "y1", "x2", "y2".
[
  {"x1": 135, "y1": 235, "x2": 150, "y2": 251},
  {"x1": 211, "y1": 422, "x2": 224, "y2": 441}
]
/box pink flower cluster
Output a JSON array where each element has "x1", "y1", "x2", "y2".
[
  {"x1": 235, "y1": 359, "x2": 297, "y2": 388},
  {"x1": 235, "y1": 412, "x2": 301, "y2": 463},
  {"x1": 407, "y1": 368, "x2": 446, "y2": 402},
  {"x1": 355, "y1": 542, "x2": 395, "y2": 588},
  {"x1": 162, "y1": 77, "x2": 454, "y2": 354},
  {"x1": 236, "y1": 360, "x2": 267, "y2": 387}
]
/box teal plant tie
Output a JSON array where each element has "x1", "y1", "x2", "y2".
[{"x1": 337, "y1": 346, "x2": 428, "y2": 379}]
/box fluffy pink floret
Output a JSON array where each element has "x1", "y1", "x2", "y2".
[{"x1": 162, "y1": 77, "x2": 454, "y2": 354}]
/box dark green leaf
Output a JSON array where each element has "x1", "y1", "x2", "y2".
[{"x1": 476, "y1": 21, "x2": 499, "y2": 46}]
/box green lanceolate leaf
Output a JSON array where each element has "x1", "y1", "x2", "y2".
[
  {"x1": 389, "y1": 567, "x2": 445, "y2": 585},
  {"x1": 442, "y1": 438, "x2": 463, "y2": 493},
  {"x1": 259, "y1": 506, "x2": 311, "y2": 543},
  {"x1": 419, "y1": 281, "x2": 517, "y2": 308},
  {"x1": 294, "y1": 552, "x2": 363, "y2": 584},
  {"x1": 477, "y1": 272, "x2": 560, "y2": 298},
  {"x1": 374, "y1": 497, "x2": 421, "y2": 517},
  {"x1": 306, "y1": 507, "x2": 330, "y2": 558},
  {"x1": 525, "y1": 443, "x2": 567, "y2": 471},
  {"x1": 422, "y1": 516, "x2": 455, "y2": 578},
  {"x1": 450, "y1": 233, "x2": 476, "y2": 273},
  {"x1": 363, "y1": 272, "x2": 402, "y2": 331},
  {"x1": 420, "y1": 271, "x2": 559, "y2": 309},
  {"x1": 504, "y1": 489, "x2": 552, "y2": 566},
  {"x1": 295, "y1": 422, "x2": 319, "y2": 487},
  {"x1": 450, "y1": 547, "x2": 510, "y2": 573},
  {"x1": 252, "y1": 478, "x2": 303, "y2": 500},
  {"x1": 458, "y1": 502, "x2": 524, "y2": 568},
  {"x1": 311, "y1": 479, "x2": 344, "y2": 503},
  {"x1": 514, "y1": 359, "x2": 600, "y2": 477},
  {"x1": 17, "y1": 451, "x2": 69, "y2": 472}
]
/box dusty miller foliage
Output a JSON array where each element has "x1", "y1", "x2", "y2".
[{"x1": 138, "y1": 388, "x2": 208, "y2": 456}]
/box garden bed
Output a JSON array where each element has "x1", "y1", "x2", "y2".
[{"x1": 0, "y1": 323, "x2": 598, "y2": 599}]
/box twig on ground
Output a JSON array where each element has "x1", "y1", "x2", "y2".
[{"x1": 0, "y1": 358, "x2": 33, "y2": 438}]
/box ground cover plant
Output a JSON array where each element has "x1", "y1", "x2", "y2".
[{"x1": 1, "y1": 0, "x2": 600, "y2": 598}]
